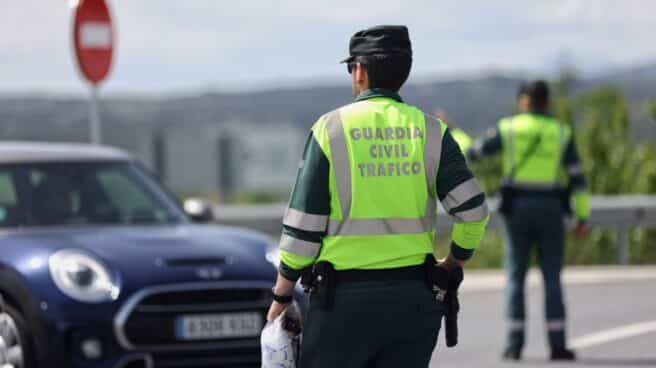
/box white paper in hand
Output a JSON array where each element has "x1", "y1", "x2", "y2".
[{"x1": 261, "y1": 313, "x2": 299, "y2": 368}]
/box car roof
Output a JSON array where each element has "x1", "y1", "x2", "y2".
[{"x1": 0, "y1": 141, "x2": 132, "y2": 164}]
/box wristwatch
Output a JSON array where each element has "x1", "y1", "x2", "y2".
[{"x1": 271, "y1": 288, "x2": 293, "y2": 304}]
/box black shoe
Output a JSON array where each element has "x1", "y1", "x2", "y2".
[
  {"x1": 502, "y1": 347, "x2": 522, "y2": 361},
  {"x1": 550, "y1": 348, "x2": 576, "y2": 361}
]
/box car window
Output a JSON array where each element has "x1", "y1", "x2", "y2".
[
  {"x1": 0, "y1": 172, "x2": 17, "y2": 204},
  {"x1": 96, "y1": 167, "x2": 173, "y2": 223},
  {"x1": 30, "y1": 170, "x2": 45, "y2": 187},
  {"x1": 0, "y1": 172, "x2": 18, "y2": 226},
  {"x1": 0, "y1": 161, "x2": 187, "y2": 227}
]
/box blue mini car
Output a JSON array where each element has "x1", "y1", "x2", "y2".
[{"x1": 0, "y1": 142, "x2": 286, "y2": 368}]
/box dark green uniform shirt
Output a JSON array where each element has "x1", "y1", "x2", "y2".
[
  {"x1": 279, "y1": 89, "x2": 486, "y2": 281},
  {"x1": 467, "y1": 114, "x2": 587, "y2": 192}
]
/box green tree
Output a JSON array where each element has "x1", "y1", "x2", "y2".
[
  {"x1": 648, "y1": 101, "x2": 656, "y2": 121},
  {"x1": 555, "y1": 87, "x2": 656, "y2": 264},
  {"x1": 632, "y1": 100, "x2": 656, "y2": 263}
]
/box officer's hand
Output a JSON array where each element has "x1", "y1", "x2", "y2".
[
  {"x1": 574, "y1": 220, "x2": 590, "y2": 239},
  {"x1": 438, "y1": 254, "x2": 465, "y2": 272},
  {"x1": 267, "y1": 301, "x2": 289, "y2": 322},
  {"x1": 436, "y1": 109, "x2": 455, "y2": 128}
]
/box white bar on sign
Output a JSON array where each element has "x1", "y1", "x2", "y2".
[{"x1": 80, "y1": 22, "x2": 112, "y2": 49}]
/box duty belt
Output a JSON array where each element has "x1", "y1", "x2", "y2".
[
  {"x1": 300, "y1": 257, "x2": 464, "y2": 347},
  {"x1": 300, "y1": 262, "x2": 426, "y2": 311},
  {"x1": 335, "y1": 264, "x2": 426, "y2": 284}
]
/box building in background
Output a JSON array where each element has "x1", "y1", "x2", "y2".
[
  {"x1": 162, "y1": 122, "x2": 305, "y2": 201},
  {"x1": 0, "y1": 105, "x2": 306, "y2": 202}
]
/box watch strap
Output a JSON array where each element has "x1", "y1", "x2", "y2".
[{"x1": 271, "y1": 288, "x2": 293, "y2": 304}]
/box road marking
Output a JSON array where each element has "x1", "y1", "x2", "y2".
[
  {"x1": 570, "y1": 320, "x2": 656, "y2": 350},
  {"x1": 462, "y1": 267, "x2": 656, "y2": 292}
]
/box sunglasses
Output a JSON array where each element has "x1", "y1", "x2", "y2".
[{"x1": 347, "y1": 62, "x2": 366, "y2": 74}]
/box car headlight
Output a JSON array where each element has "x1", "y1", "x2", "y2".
[{"x1": 49, "y1": 249, "x2": 120, "y2": 303}]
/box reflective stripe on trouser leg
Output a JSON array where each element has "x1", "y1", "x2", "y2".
[
  {"x1": 279, "y1": 234, "x2": 321, "y2": 258},
  {"x1": 507, "y1": 319, "x2": 525, "y2": 350},
  {"x1": 547, "y1": 319, "x2": 565, "y2": 331},
  {"x1": 508, "y1": 320, "x2": 525, "y2": 332},
  {"x1": 547, "y1": 319, "x2": 567, "y2": 349}
]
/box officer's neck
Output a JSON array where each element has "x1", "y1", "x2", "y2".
[
  {"x1": 526, "y1": 105, "x2": 550, "y2": 116},
  {"x1": 355, "y1": 88, "x2": 404, "y2": 103},
  {"x1": 527, "y1": 111, "x2": 551, "y2": 117}
]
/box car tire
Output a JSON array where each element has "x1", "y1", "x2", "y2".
[{"x1": 0, "y1": 300, "x2": 37, "y2": 368}]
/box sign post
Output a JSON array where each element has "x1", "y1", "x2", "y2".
[
  {"x1": 89, "y1": 86, "x2": 101, "y2": 145},
  {"x1": 73, "y1": 0, "x2": 114, "y2": 145}
]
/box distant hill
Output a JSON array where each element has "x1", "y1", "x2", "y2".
[{"x1": 1, "y1": 63, "x2": 655, "y2": 147}]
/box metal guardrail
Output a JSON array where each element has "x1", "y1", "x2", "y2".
[{"x1": 213, "y1": 195, "x2": 656, "y2": 265}]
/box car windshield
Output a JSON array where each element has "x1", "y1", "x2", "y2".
[{"x1": 0, "y1": 161, "x2": 187, "y2": 227}]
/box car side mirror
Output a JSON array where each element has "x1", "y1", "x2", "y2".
[{"x1": 183, "y1": 198, "x2": 214, "y2": 223}]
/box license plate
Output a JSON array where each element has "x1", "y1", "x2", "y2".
[{"x1": 175, "y1": 312, "x2": 263, "y2": 340}]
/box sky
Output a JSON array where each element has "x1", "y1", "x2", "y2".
[{"x1": 1, "y1": 0, "x2": 655, "y2": 95}]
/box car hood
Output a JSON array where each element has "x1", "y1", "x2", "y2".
[{"x1": 0, "y1": 224, "x2": 278, "y2": 285}]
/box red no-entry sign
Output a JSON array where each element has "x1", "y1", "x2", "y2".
[{"x1": 73, "y1": 0, "x2": 114, "y2": 85}]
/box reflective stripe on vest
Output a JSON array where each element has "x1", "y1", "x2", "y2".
[
  {"x1": 322, "y1": 107, "x2": 443, "y2": 237},
  {"x1": 501, "y1": 114, "x2": 570, "y2": 188}
]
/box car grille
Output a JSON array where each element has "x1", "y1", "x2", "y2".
[
  {"x1": 116, "y1": 283, "x2": 271, "y2": 367},
  {"x1": 150, "y1": 347, "x2": 261, "y2": 368}
]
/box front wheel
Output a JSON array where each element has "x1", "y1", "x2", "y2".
[{"x1": 0, "y1": 299, "x2": 34, "y2": 368}]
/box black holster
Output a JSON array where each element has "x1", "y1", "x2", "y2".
[
  {"x1": 300, "y1": 261, "x2": 336, "y2": 311},
  {"x1": 444, "y1": 267, "x2": 463, "y2": 347},
  {"x1": 424, "y1": 255, "x2": 464, "y2": 348},
  {"x1": 498, "y1": 184, "x2": 516, "y2": 216},
  {"x1": 560, "y1": 186, "x2": 573, "y2": 215}
]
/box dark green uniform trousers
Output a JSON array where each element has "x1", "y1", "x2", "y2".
[
  {"x1": 503, "y1": 196, "x2": 567, "y2": 351},
  {"x1": 300, "y1": 280, "x2": 444, "y2": 368}
]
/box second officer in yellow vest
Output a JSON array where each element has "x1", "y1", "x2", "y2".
[
  {"x1": 436, "y1": 109, "x2": 474, "y2": 153},
  {"x1": 266, "y1": 25, "x2": 489, "y2": 367},
  {"x1": 468, "y1": 81, "x2": 590, "y2": 361}
]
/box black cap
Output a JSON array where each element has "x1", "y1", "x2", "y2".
[
  {"x1": 518, "y1": 80, "x2": 550, "y2": 111},
  {"x1": 340, "y1": 25, "x2": 412, "y2": 63},
  {"x1": 517, "y1": 80, "x2": 550, "y2": 101}
]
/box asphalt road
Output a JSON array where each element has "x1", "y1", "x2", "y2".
[{"x1": 429, "y1": 267, "x2": 656, "y2": 368}]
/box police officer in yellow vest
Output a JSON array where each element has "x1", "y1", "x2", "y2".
[
  {"x1": 436, "y1": 109, "x2": 473, "y2": 153},
  {"x1": 266, "y1": 25, "x2": 489, "y2": 367},
  {"x1": 451, "y1": 129, "x2": 473, "y2": 153},
  {"x1": 468, "y1": 81, "x2": 590, "y2": 361}
]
